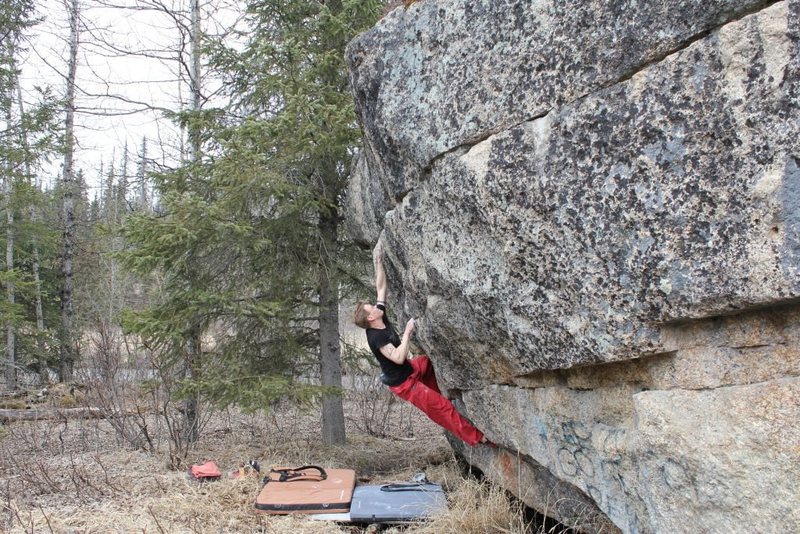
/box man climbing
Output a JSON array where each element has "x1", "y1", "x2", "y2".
[{"x1": 353, "y1": 242, "x2": 492, "y2": 447}]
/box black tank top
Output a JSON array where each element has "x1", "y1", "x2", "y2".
[{"x1": 366, "y1": 304, "x2": 413, "y2": 386}]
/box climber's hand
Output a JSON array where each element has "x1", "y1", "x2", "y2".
[{"x1": 404, "y1": 318, "x2": 416, "y2": 336}]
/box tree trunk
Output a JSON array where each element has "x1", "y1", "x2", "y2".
[
  {"x1": 59, "y1": 0, "x2": 80, "y2": 383},
  {"x1": 183, "y1": 326, "x2": 201, "y2": 444},
  {"x1": 16, "y1": 75, "x2": 48, "y2": 385},
  {"x1": 318, "y1": 213, "x2": 346, "y2": 445},
  {"x1": 181, "y1": 0, "x2": 203, "y2": 447},
  {"x1": 5, "y1": 166, "x2": 15, "y2": 391},
  {"x1": 312, "y1": 0, "x2": 348, "y2": 445},
  {"x1": 32, "y1": 236, "x2": 46, "y2": 383},
  {"x1": 189, "y1": 0, "x2": 201, "y2": 164},
  {"x1": 2, "y1": 38, "x2": 16, "y2": 390}
]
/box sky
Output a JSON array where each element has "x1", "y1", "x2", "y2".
[{"x1": 20, "y1": 0, "x2": 242, "y2": 194}]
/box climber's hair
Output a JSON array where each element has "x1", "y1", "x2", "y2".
[{"x1": 353, "y1": 301, "x2": 371, "y2": 329}]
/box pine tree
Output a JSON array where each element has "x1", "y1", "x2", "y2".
[
  {"x1": 118, "y1": 0, "x2": 246, "y2": 453},
  {"x1": 121, "y1": 0, "x2": 381, "y2": 445},
  {"x1": 203, "y1": 0, "x2": 382, "y2": 443}
]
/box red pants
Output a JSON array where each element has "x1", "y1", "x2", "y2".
[{"x1": 389, "y1": 355, "x2": 485, "y2": 446}]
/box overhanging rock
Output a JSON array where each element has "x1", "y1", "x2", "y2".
[{"x1": 345, "y1": 1, "x2": 800, "y2": 532}]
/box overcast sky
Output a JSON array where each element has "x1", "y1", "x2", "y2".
[{"x1": 20, "y1": 0, "x2": 241, "y2": 194}]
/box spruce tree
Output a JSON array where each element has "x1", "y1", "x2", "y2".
[
  {"x1": 121, "y1": 0, "x2": 381, "y2": 444},
  {"x1": 207, "y1": 0, "x2": 383, "y2": 444}
]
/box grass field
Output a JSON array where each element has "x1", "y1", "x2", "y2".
[{"x1": 0, "y1": 380, "x2": 534, "y2": 533}]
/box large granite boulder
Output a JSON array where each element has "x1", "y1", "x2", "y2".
[{"x1": 345, "y1": 1, "x2": 800, "y2": 532}]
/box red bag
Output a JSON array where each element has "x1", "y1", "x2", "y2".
[{"x1": 190, "y1": 461, "x2": 222, "y2": 480}]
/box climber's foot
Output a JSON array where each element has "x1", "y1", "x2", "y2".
[{"x1": 479, "y1": 436, "x2": 498, "y2": 448}]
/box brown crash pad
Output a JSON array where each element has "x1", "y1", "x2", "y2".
[{"x1": 255, "y1": 465, "x2": 356, "y2": 514}]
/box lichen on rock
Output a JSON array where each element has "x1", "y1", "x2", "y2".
[{"x1": 345, "y1": 1, "x2": 800, "y2": 532}]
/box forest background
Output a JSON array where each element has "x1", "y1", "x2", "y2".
[
  {"x1": 0, "y1": 2, "x2": 569, "y2": 531},
  {"x1": 0, "y1": 0, "x2": 394, "y2": 459}
]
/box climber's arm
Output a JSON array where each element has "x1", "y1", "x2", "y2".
[
  {"x1": 379, "y1": 318, "x2": 416, "y2": 365},
  {"x1": 374, "y1": 242, "x2": 387, "y2": 303}
]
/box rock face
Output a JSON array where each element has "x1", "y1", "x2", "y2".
[{"x1": 345, "y1": 1, "x2": 800, "y2": 532}]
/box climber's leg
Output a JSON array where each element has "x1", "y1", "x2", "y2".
[
  {"x1": 410, "y1": 355, "x2": 442, "y2": 395},
  {"x1": 390, "y1": 371, "x2": 484, "y2": 446}
]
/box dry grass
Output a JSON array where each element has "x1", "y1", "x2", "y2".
[
  {"x1": 0, "y1": 392, "x2": 536, "y2": 534},
  {"x1": 411, "y1": 465, "x2": 533, "y2": 534}
]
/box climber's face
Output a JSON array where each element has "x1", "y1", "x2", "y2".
[{"x1": 366, "y1": 304, "x2": 384, "y2": 322}]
